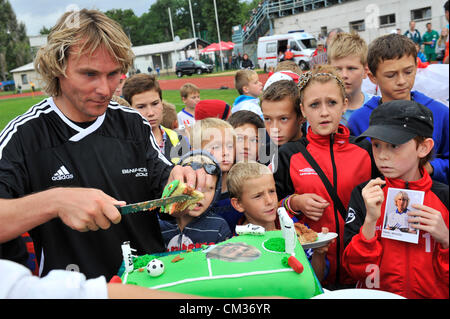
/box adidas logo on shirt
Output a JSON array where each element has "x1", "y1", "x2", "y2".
[{"x1": 52, "y1": 165, "x2": 74, "y2": 181}]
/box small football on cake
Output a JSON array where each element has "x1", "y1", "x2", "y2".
[{"x1": 160, "y1": 180, "x2": 204, "y2": 215}]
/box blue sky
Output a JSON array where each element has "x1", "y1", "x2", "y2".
[{"x1": 9, "y1": 0, "x2": 157, "y2": 35}]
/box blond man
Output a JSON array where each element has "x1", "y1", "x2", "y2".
[{"x1": 0, "y1": 9, "x2": 204, "y2": 280}]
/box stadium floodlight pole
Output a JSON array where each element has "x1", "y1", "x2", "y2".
[
  {"x1": 168, "y1": 7, "x2": 175, "y2": 40},
  {"x1": 188, "y1": 0, "x2": 199, "y2": 59},
  {"x1": 168, "y1": 8, "x2": 178, "y2": 62},
  {"x1": 213, "y1": 0, "x2": 224, "y2": 71}
]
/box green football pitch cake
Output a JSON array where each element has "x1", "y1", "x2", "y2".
[{"x1": 119, "y1": 218, "x2": 324, "y2": 298}]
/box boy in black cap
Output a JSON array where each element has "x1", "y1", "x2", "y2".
[{"x1": 342, "y1": 100, "x2": 449, "y2": 299}]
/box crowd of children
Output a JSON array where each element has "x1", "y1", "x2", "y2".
[
  {"x1": 112, "y1": 30, "x2": 449, "y2": 298},
  {"x1": 6, "y1": 23, "x2": 448, "y2": 298},
  {"x1": 141, "y1": 35, "x2": 449, "y2": 297}
]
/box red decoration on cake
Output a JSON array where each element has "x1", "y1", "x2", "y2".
[
  {"x1": 288, "y1": 256, "x2": 304, "y2": 274},
  {"x1": 109, "y1": 275, "x2": 122, "y2": 283}
]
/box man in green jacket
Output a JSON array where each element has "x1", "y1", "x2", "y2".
[{"x1": 423, "y1": 22, "x2": 440, "y2": 62}]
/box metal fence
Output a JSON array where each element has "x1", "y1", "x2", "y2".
[{"x1": 240, "y1": 0, "x2": 350, "y2": 44}]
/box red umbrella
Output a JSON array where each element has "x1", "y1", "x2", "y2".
[
  {"x1": 219, "y1": 41, "x2": 234, "y2": 49},
  {"x1": 200, "y1": 43, "x2": 219, "y2": 53},
  {"x1": 200, "y1": 41, "x2": 233, "y2": 53},
  {"x1": 226, "y1": 41, "x2": 235, "y2": 48}
]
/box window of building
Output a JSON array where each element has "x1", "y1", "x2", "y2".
[
  {"x1": 411, "y1": 7, "x2": 431, "y2": 21},
  {"x1": 350, "y1": 20, "x2": 365, "y2": 32},
  {"x1": 379, "y1": 14, "x2": 396, "y2": 27},
  {"x1": 162, "y1": 53, "x2": 172, "y2": 69},
  {"x1": 21, "y1": 74, "x2": 28, "y2": 85}
]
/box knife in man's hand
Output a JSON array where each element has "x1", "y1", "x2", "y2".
[{"x1": 115, "y1": 195, "x2": 193, "y2": 215}]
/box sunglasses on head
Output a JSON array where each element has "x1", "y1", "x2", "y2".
[{"x1": 183, "y1": 162, "x2": 220, "y2": 176}]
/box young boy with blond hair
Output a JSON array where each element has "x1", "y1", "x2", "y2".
[
  {"x1": 178, "y1": 83, "x2": 200, "y2": 130},
  {"x1": 327, "y1": 32, "x2": 372, "y2": 124},
  {"x1": 190, "y1": 118, "x2": 235, "y2": 193},
  {"x1": 232, "y1": 69, "x2": 264, "y2": 119},
  {"x1": 159, "y1": 151, "x2": 231, "y2": 252},
  {"x1": 161, "y1": 100, "x2": 179, "y2": 130},
  {"x1": 190, "y1": 118, "x2": 240, "y2": 231},
  {"x1": 343, "y1": 100, "x2": 449, "y2": 299},
  {"x1": 228, "y1": 161, "x2": 278, "y2": 231}
]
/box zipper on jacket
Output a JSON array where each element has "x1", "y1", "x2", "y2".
[
  {"x1": 177, "y1": 227, "x2": 185, "y2": 251},
  {"x1": 329, "y1": 133, "x2": 341, "y2": 284}
]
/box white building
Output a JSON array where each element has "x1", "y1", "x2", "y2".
[
  {"x1": 132, "y1": 38, "x2": 209, "y2": 74},
  {"x1": 8, "y1": 35, "x2": 47, "y2": 91},
  {"x1": 28, "y1": 35, "x2": 48, "y2": 48},
  {"x1": 271, "y1": 0, "x2": 447, "y2": 45},
  {"x1": 10, "y1": 62, "x2": 43, "y2": 91}
]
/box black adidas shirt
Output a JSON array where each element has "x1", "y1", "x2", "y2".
[{"x1": 0, "y1": 98, "x2": 173, "y2": 279}]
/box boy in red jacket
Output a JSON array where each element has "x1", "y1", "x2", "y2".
[{"x1": 343, "y1": 100, "x2": 449, "y2": 299}]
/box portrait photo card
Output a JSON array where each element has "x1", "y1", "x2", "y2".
[{"x1": 381, "y1": 188, "x2": 425, "y2": 244}]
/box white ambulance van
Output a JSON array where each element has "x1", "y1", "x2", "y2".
[{"x1": 257, "y1": 31, "x2": 317, "y2": 71}]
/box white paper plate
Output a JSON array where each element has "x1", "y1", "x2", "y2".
[
  {"x1": 301, "y1": 232, "x2": 338, "y2": 249},
  {"x1": 312, "y1": 288, "x2": 406, "y2": 299}
]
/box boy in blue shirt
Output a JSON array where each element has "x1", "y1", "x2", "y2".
[{"x1": 348, "y1": 34, "x2": 449, "y2": 185}]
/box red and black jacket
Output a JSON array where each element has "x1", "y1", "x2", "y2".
[
  {"x1": 342, "y1": 170, "x2": 449, "y2": 299},
  {"x1": 274, "y1": 125, "x2": 378, "y2": 285}
]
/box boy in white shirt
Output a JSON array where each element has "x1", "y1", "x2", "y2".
[
  {"x1": 232, "y1": 69, "x2": 264, "y2": 119},
  {"x1": 177, "y1": 83, "x2": 200, "y2": 130}
]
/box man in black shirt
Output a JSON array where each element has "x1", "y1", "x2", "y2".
[{"x1": 0, "y1": 9, "x2": 205, "y2": 280}]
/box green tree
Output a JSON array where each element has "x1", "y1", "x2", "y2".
[
  {"x1": 239, "y1": 0, "x2": 261, "y2": 24},
  {"x1": 137, "y1": 0, "x2": 178, "y2": 45},
  {"x1": 39, "y1": 26, "x2": 52, "y2": 35},
  {"x1": 104, "y1": 9, "x2": 140, "y2": 45},
  {"x1": 200, "y1": 0, "x2": 243, "y2": 42},
  {"x1": 0, "y1": 0, "x2": 32, "y2": 81},
  {"x1": 103, "y1": 0, "x2": 257, "y2": 46}
]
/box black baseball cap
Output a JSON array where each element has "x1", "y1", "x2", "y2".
[{"x1": 358, "y1": 100, "x2": 434, "y2": 145}]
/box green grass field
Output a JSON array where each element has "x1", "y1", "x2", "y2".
[{"x1": 0, "y1": 89, "x2": 239, "y2": 131}]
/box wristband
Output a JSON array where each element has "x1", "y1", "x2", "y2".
[{"x1": 286, "y1": 194, "x2": 301, "y2": 216}]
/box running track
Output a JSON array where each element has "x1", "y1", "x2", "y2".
[
  {"x1": 0, "y1": 91, "x2": 45, "y2": 100},
  {"x1": 0, "y1": 73, "x2": 270, "y2": 100},
  {"x1": 158, "y1": 73, "x2": 270, "y2": 90}
]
